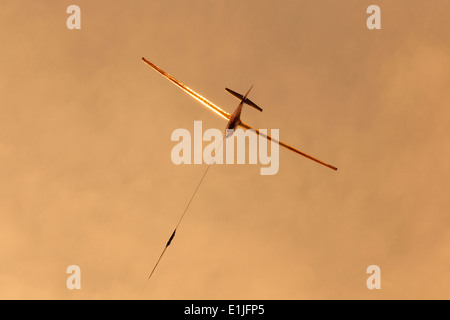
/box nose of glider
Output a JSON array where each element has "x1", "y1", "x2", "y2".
[{"x1": 225, "y1": 127, "x2": 235, "y2": 138}]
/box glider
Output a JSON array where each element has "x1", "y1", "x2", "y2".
[
  {"x1": 141, "y1": 57, "x2": 337, "y2": 171},
  {"x1": 139, "y1": 58, "x2": 338, "y2": 293}
]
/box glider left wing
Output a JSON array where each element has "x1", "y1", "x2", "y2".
[{"x1": 142, "y1": 57, "x2": 231, "y2": 121}]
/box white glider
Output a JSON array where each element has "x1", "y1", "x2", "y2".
[{"x1": 141, "y1": 57, "x2": 337, "y2": 171}]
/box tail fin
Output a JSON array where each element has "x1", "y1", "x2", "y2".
[{"x1": 226, "y1": 87, "x2": 263, "y2": 112}]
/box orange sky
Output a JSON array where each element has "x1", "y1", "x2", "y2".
[{"x1": 1, "y1": 0, "x2": 450, "y2": 299}]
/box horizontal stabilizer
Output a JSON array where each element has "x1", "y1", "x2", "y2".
[{"x1": 226, "y1": 88, "x2": 263, "y2": 112}]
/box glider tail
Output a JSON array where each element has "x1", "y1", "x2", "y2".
[{"x1": 226, "y1": 87, "x2": 263, "y2": 112}]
